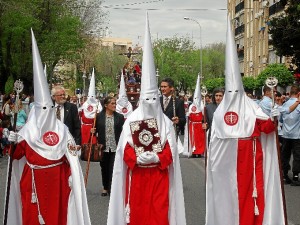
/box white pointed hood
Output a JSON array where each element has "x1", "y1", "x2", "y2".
[
  {"x1": 87, "y1": 68, "x2": 96, "y2": 99},
  {"x1": 81, "y1": 68, "x2": 102, "y2": 118},
  {"x1": 116, "y1": 71, "x2": 133, "y2": 118},
  {"x1": 188, "y1": 74, "x2": 203, "y2": 114},
  {"x1": 125, "y1": 12, "x2": 167, "y2": 146},
  {"x1": 213, "y1": 16, "x2": 257, "y2": 138},
  {"x1": 17, "y1": 29, "x2": 70, "y2": 160}
]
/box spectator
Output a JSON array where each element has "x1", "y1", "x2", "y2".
[
  {"x1": 160, "y1": 77, "x2": 186, "y2": 136},
  {"x1": 93, "y1": 96, "x2": 124, "y2": 196},
  {"x1": 279, "y1": 85, "x2": 300, "y2": 185}
]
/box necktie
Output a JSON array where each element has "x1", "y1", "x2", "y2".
[
  {"x1": 56, "y1": 105, "x2": 61, "y2": 120},
  {"x1": 163, "y1": 97, "x2": 169, "y2": 111}
]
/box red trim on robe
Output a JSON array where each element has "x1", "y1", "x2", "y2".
[
  {"x1": 13, "y1": 141, "x2": 71, "y2": 225},
  {"x1": 81, "y1": 112, "x2": 97, "y2": 144},
  {"x1": 123, "y1": 141, "x2": 173, "y2": 225},
  {"x1": 189, "y1": 113, "x2": 206, "y2": 155},
  {"x1": 237, "y1": 119, "x2": 275, "y2": 225}
]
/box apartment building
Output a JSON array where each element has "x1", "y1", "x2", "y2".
[{"x1": 228, "y1": 0, "x2": 286, "y2": 77}]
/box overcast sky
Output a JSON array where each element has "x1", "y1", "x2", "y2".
[{"x1": 102, "y1": 0, "x2": 228, "y2": 48}]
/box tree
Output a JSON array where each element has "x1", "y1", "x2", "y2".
[
  {"x1": 153, "y1": 37, "x2": 225, "y2": 93},
  {"x1": 242, "y1": 76, "x2": 259, "y2": 92},
  {"x1": 268, "y1": 0, "x2": 300, "y2": 67},
  {"x1": 0, "y1": 0, "x2": 106, "y2": 94},
  {"x1": 256, "y1": 63, "x2": 294, "y2": 88},
  {"x1": 5, "y1": 75, "x2": 14, "y2": 94},
  {"x1": 93, "y1": 46, "x2": 128, "y2": 93},
  {"x1": 203, "y1": 77, "x2": 225, "y2": 92}
]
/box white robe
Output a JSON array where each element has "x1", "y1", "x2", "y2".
[
  {"x1": 205, "y1": 111, "x2": 285, "y2": 225},
  {"x1": 5, "y1": 132, "x2": 91, "y2": 225},
  {"x1": 107, "y1": 110, "x2": 186, "y2": 225}
]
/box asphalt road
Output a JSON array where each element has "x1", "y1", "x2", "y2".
[{"x1": 0, "y1": 146, "x2": 299, "y2": 225}]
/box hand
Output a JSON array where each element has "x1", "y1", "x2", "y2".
[
  {"x1": 90, "y1": 128, "x2": 96, "y2": 134},
  {"x1": 137, "y1": 152, "x2": 159, "y2": 165},
  {"x1": 172, "y1": 116, "x2": 179, "y2": 124},
  {"x1": 270, "y1": 107, "x2": 280, "y2": 121},
  {"x1": 202, "y1": 123, "x2": 207, "y2": 130},
  {"x1": 8, "y1": 131, "x2": 18, "y2": 143}
]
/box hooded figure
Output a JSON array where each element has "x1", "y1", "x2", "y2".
[
  {"x1": 5, "y1": 30, "x2": 91, "y2": 225},
  {"x1": 116, "y1": 71, "x2": 133, "y2": 118},
  {"x1": 107, "y1": 13, "x2": 186, "y2": 225},
  {"x1": 205, "y1": 16, "x2": 285, "y2": 225},
  {"x1": 79, "y1": 68, "x2": 102, "y2": 144},
  {"x1": 183, "y1": 74, "x2": 206, "y2": 157}
]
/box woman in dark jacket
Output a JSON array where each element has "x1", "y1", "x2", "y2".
[{"x1": 94, "y1": 96, "x2": 124, "y2": 196}]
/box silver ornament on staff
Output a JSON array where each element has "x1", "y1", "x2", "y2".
[
  {"x1": 265, "y1": 76, "x2": 278, "y2": 108},
  {"x1": 201, "y1": 85, "x2": 207, "y2": 106},
  {"x1": 265, "y1": 76, "x2": 288, "y2": 225},
  {"x1": 13, "y1": 79, "x2": 24, "y2": 114},
  {"x1": 3, "y1": 79, "x2": 24, "y2": 225}
]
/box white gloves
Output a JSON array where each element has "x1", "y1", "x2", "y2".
[
  {"x1": 270, "y1": 107, "x2": 280, "y2": 121},
  {"x1": 137, "y1": 151, "x2": 159, "y2": 165},
  {"x1": 8, "y1": 131, "x2": 18, "y2": 143}
]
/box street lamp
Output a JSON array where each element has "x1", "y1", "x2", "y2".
[{"x1": 184, "y1": 17, "x2": 203, "y2": 79}]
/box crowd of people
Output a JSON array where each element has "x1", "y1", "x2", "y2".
[{"x1": 1, "y1": 15, "x2": 299, "y2": 225}]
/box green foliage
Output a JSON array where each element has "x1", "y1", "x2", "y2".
[
  {"x1": 99, "y1": 74, "x2": 118, "y2": 94},
  {"x1": 0, "y1": 0, "x2": 92, "y2": 93},
  {"x1": 268, "y1": 0, "x2": 300, "y2": 67},
  {"x1": 93, "y1": 47, "x2": 127, "y2": 93},
  {"x1": 257, "y1": 64, "x2": 294, "y2": 87},
  {"x1": 203, "y1": 78, "x2": 225, "y2": 92},
  {"x1": 5, "y1": 76, "x2": 14, "y2": 94},
  {"x1": 153, "y1": 37, "x2": 225, "y2": 93},
  {"x1": 242, "y1": 76, "x2": 259, "y2": 91}
]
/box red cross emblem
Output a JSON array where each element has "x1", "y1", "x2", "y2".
[
  {"x1": 122, "y1": 107, "x2": 128, "y2": 113},
  {"x1": 87, "y1": 105, "x2": 93, "y2": 112},
  {"x1": 43, "y1": 131, "x2": 59, "y2": 146},
  {"x1": 224, "y1": 111, "x2": 238, "y2": 126}
]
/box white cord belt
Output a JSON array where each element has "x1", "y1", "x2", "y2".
[
  {"x1": 27, "y1": 161, "x2": 65, "y2": 224},
  {"x1": 251, "y1": 138, "x2": 259, "y2": 216},
  {"x1": 137, "y1": 164, "x2": 158, "y2": 168}
]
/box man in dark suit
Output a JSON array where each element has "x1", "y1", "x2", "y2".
[
  {"x1": 204, "y1": 87, "x2": 224, "y2": 145},
  {"x1": 160, "y1": 77, "x2": 186, "y2": 135},
  {"x1": 51, "y1": 86, "x2": 82, "y2": 147}
]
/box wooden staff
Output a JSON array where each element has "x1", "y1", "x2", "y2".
[
  {"x1": 84, "y1": 104, "x2": 98, "y2": 187},
  {"x1": 201, "y1": 86, "x2": 208, "y2": 171},
  {"x1": 265, "y1": 77, "x2": 288, "y2": 225},
  {"x1": 4, "y1": 80, "x2": 23, "y2": 225}
]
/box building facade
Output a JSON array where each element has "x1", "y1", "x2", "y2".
[{"x1": 228, "y1": 0, "x2": 287, "y2": 77}]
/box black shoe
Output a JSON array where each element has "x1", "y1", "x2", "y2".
[
  {"x1": 101, "y1": 192, "x2": 108, "y2": 196},
  {"x1": 291, "y1": 175, "x2": 300, "y2": 186}
]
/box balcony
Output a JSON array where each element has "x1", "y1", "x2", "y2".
[
  {"x1": 237, "y1": 46, "x2": 244, "y2": 60},
  {"x1": 269, "y1": 0, "x2": 286, "y2": 16},
  {"x1": 235, "y1": 24, "x2": 245, "y2": 36},
  {"x1": 235, "y1": 1, "x2": 245, "y2": 14}
]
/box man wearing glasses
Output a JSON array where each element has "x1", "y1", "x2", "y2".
[{"x1": 51, "y1": 86, "x2": 81, "y2": 148}]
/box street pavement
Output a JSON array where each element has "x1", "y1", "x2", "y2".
[{"x1": 1, "y1": 143, "x2": 300, "y2": 225}]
